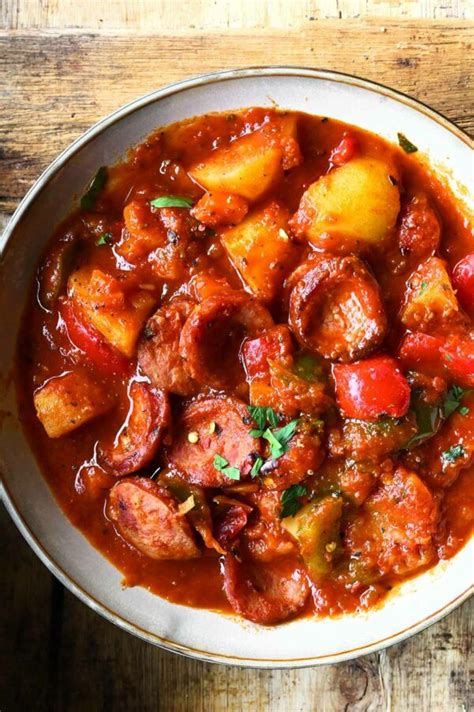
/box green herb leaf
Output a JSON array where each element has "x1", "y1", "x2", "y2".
[
  {"x1": 150, "y1": 195, "x2": 193, "y2": 209},
  {"x1": 397, "y1": 133, "x2": 418, "y2": 154},
  {"x1": 441, "y1": 444, "x2": 466, "y2": 466},
  {"x1": 442, "y1": 385, "x2": 473, "y2": 419},
  {"x1": 405, "y1": 402, "x2": 441, "y2": 448},
  {"x1": 96, "y1": 232, "x2": 112, "y2": 246},
  {"x1": 247, "y1": 405, "x2": 279, "y2": 432},
  {"x1": 80, "y1": 166, "x2": 108, "y2": 211},
  {"x1": 263, "y1": 419, "x2": 299, "y2": 459},
  {"x1": 280, "y1": 484, "x2": 307, "y2": 518},
  {"x1": 459, "y1": 406, "x2": 470, "y2": 416},
  {"x1": 213, "y1": 454, "x2": 240, "y2": 480},
  {"x1": 250, "y1": 457, "x2": 263, "y2": 478}
]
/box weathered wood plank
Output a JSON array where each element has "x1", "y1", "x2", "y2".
[
  {"x1": 0, "y1": 20, "x2": 473, "y2": 215},
  {"x1": 1, "y1": 0, "x2": 473, "y2": 32}
]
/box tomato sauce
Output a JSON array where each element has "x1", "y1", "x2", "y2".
[{"x1": 15, "y1": 108, "x2": 474, "y2": 623}]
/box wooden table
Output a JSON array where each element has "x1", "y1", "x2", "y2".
[{"x1": 1, "y1": 3, "x2": 473, "y2": 710}]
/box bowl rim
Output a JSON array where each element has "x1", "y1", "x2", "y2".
[{"x1": 1, "y1": 66, "x2": 473, "y2": 668}]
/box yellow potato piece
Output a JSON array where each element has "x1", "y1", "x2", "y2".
[
  {"x1": 68, "y1": 267, "x2": 156, "y2": 357},
  {"x1": 189, "y1": 131, "x2": 283, "y2": 201},
  {"x1": 34, "y1": 370, "x2": 112, "y2": 438},
  {"x1": 293, "y1": 157, "x2": 400, "y2": 251},
  {"x1": 401, "y1": 256, "x2": 461, "y2": 332},
  {"x1": 221, "y1": 202, "x2": 296, "y2": 301}
]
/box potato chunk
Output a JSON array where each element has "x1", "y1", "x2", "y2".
[
  {"x1": 34, "y1": 370, "x2": 112, "y2": 438},
  {"x1": 68, "y1": 267, "x2": 156, "y2": 357},
  {"x1": 221, "y1": 202, "x2": 297, "y2": 301},
  {"x1": 290, "y1": 157, "x2": 400, "y2": 252},
  {"x1": 189, "y1": 131, "x2": 284, "y2": 201},
  {"x1": 400, "y1": 257, "x2": 463, "y2": 333}
]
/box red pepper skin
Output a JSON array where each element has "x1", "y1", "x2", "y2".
[
  {"x1": 329, "y1": 133, "x2": 358, "y2": 166},
  {"x1": 452, "y1": 254, "x2": 474, "y2": 313},
  {"x1": 399, "y1": 332, "x2": 474, "y2": 389},
  {"x1": 60, "y1": 301, "x2": 130, "y2": 377},
  {"x1": 333, "y1": 355, "x2": 411, "y2": 421}
]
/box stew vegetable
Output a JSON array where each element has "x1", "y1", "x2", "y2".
[{"x1": 17, "y1": 108, "x2": 474, "y2": 624}]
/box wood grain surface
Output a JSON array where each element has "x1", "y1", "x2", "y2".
[{"x1": 1, "y1": 2, "x2": 473, "y2": 711}]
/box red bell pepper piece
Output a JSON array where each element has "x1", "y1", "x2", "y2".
[
  {"x1": 333, "y1": 355, "x2": 411, "y2": 421},
  {"x1": 60, "y1": 301, "x2": 129, "y2": 377}
]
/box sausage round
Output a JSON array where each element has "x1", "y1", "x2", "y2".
[
  {"x1": 179, "y1": 292, "x2": 274, "y2": 390},
  {"x1": 222, "y1": 554, "x2": 309, "y2": 625},
  {"x1": 107, "y1": 477, "x2": 200, "y2": 559},
  {"x1": 100, "y1": 381, "x2": 170, "y2": 476},
  {"x1": 167, "y1": 396, "x2": 261, "y2": 487},
  {"x1": 138, "y1": 298, "x2": 198, "y2": 396},
  {"x1": 289, "y1": 256, "x2": 387, "y2": 362}
]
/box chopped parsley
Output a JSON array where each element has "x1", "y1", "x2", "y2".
[
  {"x1": 442, "y1": 385, "x2": 472, "y2": 419},
  {"x1": 397, "y1": 133, "x2": 418, "y2": 154},
  {"x1": 263, "y1": 420, "x2": 299, "y2": 459},
  {"x1": 247, "y1": 405, "x2": 279, "y2": 435},
  {"x1": 441, "y1": 444, "x2": 466, "y2": 466},
  {"x1": 150, "y1": 195, "x2": 193, "y2": 209},
  {"x1": 405, "y1": 402, "x2": 441, "y2": 448},
  {"x1": 280, "y1": 484, "x2": 307, "y2": 519},
  {"x1": 213, "y1": 454, "x2": 240, "y2": 481},
  {"x1": 96, "y1": 232, "x2": 112, "y2": 246},
  {"x1": 80, "y1": 166, "x2": 108, "y2": 210},
  {"x1": 250, "y1": 457, "x2": 263, "y2": 478}
]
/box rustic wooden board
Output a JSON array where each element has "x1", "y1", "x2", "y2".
[
  {"x1": 1, "y1": 2, "x2": 473, "y2": 711},
  {"x1": 1, "y1": 19, "x2": 473, "y2": 215}
]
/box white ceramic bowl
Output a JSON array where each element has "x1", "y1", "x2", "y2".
[{"x1": 1, "y1": 67, "x2": 472, "y2": 668}]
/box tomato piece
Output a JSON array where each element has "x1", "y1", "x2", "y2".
[
  {"x1": 214, "y1": 504, "x2": 249, "y2": 550},
  {"x1": 107, "y1": 478, "x2": 200, "y2": 559},
  {"x1": 452, "y1": 254, "x2": 474, "y2": 313},
  {"x1": 60, "y1": 301, "x2": 129, "y2": 376},
  {"x1": 191, "y1": 191, "x2": 249, "y2": 227},
  {"x1": 329, "y1": 133, "x2": 358, "y2": 166},
  {"x1": 222, "y1": 554, "x2": 309, "y2": 625},
  {"x1": 100, "y1": 381, "x2": 170, "y2": 476},
  {"x1": 242, "y1": 325, "x2": 294, "y2": 380},
  {"x1": 333, "y1": 355, "x2": 411, "y2": 421},
  {"x1": 397, "y1": 193, "x2": 440, "y2": 262},
  {"x1": 243, "y1": 491, "x2": 297, "y2": 562}
]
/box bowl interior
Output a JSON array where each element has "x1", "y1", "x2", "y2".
[{"x1": 0, "y1": 69, "x2": 472, "y2": 667}]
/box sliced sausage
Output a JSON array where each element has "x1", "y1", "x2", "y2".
[
  {"x1": 167, "y1": 396, "x2": 261, "y2": 487},
  {"x1": 179, "y1": 292, "x2": 273, "y2": 390},
  {"x1": 289, "y1": 256, "x2": 387, "y2": 362},
  {"x1": 107, "y1": 478, "x2": 200, "y2": 559},
  {"x1": 222, "y1": 554, "x2": 309, "y2": 625},
  {"x1": 100, "y1": 381, "x2": 170, "y2": 476},
  {"x1": 138, "y1": 297, "x2": 198, "y2": 396}
]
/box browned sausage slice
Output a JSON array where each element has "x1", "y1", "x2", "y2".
[
  {"x1": 167, "y1": 396, "x2": 261, "y2": 487},
  {"x1": 138, "y1": 297, "x2": 198, "y2": 396},
  {"x1": 100, "y1": 381, "x2": 170, "y2": 476},
  {"x1": 222, "y1": 554, "x2": 309, "y2": 625},
  {"x1": 107, "y1": 478, "x2": 200, "y2": 559},
  {"x1": 179, "y1": 292, "x2": 273, "y2": 390},
  {"x1": 289, "y1": 256, "x2": 386, "y2": 362}
]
